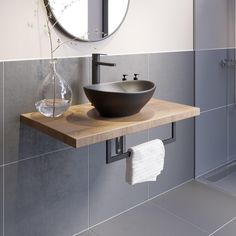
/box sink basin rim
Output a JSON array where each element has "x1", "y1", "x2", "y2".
[{"x1": 83, "y1": 80, "x2": 156, "y2": 95}]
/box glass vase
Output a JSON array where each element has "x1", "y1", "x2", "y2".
[{"x1": 35, "y1": 59, "x2": 72, "y2": 117}]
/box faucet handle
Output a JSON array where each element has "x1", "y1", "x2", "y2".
[
  {"x1": 122, "y1": 74, "x2": 128, "y2": 81},
  {"x1": 133, "y1": 73, "x2": 140, "y2": 80}
]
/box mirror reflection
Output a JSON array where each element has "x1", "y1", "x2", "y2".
[{"x1": 47, "y1": 0, "x2": 129, "y2": 41}]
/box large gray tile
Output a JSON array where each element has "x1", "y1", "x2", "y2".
[
  {"x1": 57, "y1": 57, "x2": 90, "y2": 105},
  {"x1": 89, "y1": 130, "x2": 149, "y2": 226},
  {"x1": 0, "y1": 63, "x2": 3, "y2": 166},
  {"x1": 151, "y1": 181, "x2": 236, "y2": 233},
  {"x1": 148, "y1": 51, "x2": 195, "y2": 197},
  {"x1": 149, "y1": 51, "x2": 194, "y2": 105},
  {"x1": 4, "y1": 57, "x2": 89, "y2": 164},
  {"x1": 196, "y1": 107, "x2": 227, "y2": 176},
  {"x1": 5, "y1": 147, "x2": 89, "y2": 236},
  {"x1": 195, "y1": 50, "x2": 228, "y2": 111},
  {"x1": 0, "y1": 168, "x2": 3, "y2": 236},
  {"x1": 92, "y1": 202, "x2": 208, "y2": 236},
  {"x1": 100, "y1": 54, "x2": 149, "y2": 83},
  {"x1": 213, "y1": 218, "x2": 236, "y2": 236},
  {"x1": 4, "y1": 60, "x2": 66, "y2": 164},
  {"x1": 149, "y1": 119, "x2": 195, "y2": 198},
  {"x1": 228, "y1": 105, "x2": 236, "y2": 161},
  {"x1": 194, "y1": 0, "x2": 235, "y2": 50}
]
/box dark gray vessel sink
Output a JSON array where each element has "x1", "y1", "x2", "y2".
[{"x1": 83, "y1": 80, "x2": 156, "y2": 117}]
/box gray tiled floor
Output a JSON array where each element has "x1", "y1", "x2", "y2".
[
  {"x1": 212, "y1": 219, "x2": 236, "y2": 236},
  {"x1": 151, "y1": 181, "x2": 236, "y2": 233},
  {"x1": 88, "y1": 181, "x2": 236, "y2": 236},
  {"x1": 92, "y1": 202, "x2": 208, "y2": 236}
]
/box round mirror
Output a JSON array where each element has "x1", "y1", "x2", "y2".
[{"x1": 46, "y1": 0, "x2": 130, "y2": 42}]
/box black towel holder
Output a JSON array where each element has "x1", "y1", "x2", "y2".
[{"x1": 106, "y1": 122, "x2": 176, "y2": 164}]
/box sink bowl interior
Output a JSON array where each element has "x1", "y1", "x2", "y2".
[
  {"x1": 84, "y1": 80, "x2": 156, "y2": 117},
  {"x1": 86, "y1": 80, "x2": 155, "y2": 93}
]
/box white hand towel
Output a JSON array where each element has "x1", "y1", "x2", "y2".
[{"x1": 126, "y1": 139, "x2": 165, "y2": 185}]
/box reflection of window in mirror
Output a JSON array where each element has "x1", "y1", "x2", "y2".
[
  {"x1": 108, "y1": 0, "x2": 129, "y2": 35},
  {"x1": 50, "y1": 0, "x2": 89, "y2": 39}
]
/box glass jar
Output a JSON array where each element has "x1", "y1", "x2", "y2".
[{"x1": 35, "y1": 59, "x2": 72, "y2": 117}]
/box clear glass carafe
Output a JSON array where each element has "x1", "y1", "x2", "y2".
[{"x1": 35, "y1": 59, "x2": 72, "y2": 117}]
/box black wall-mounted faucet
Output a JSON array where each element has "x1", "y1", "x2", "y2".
[{"x1": 92, "y1": 53, "x2": 116, "y2": 84}]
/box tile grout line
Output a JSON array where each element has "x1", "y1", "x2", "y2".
[
  {"x1": 88, "y1": 145, "x2": 90, "y2": 229},
  {"x1": 3, "y1": 146, "x2": 72, "y2": 167},
  {"x1": 0, "y1": 49, "x2": 197, "y2": 64},
  {"x1": 195, "y1": 47, "x2": 236, "y2": 52},
  {"x1": 90, "y1": 228, "x2": 99, "y2": 236},
  {"x1": 72, "y1": 228, "x2": 89, "y2": 236},
  {"x1": 196, "y1": 158, "x2": 236, "y2": 179},
  {"x1": 208, "y1": 216, "x2": 236, "y2": 236},
  {"x1": 2, "y1": 48, "x2": 236, "y2": 64},
  {"x1": 200, "y1": 103, "x2": 236, "y2": 115},
  {"x1": 146, "y1": 54, "x2": 150, "y2": 200},
  {"x1": 2, "y1": 61, "x2": 4, "y2": 236},
  {"x1": 147, "y1": 54, "x2": 150, "y2": 81},
  {"x1": 150, "y1": 202, "x2": 209, "y2": 235},
  {"x1": 225, "y1": 44, "x2": 230, "y2": 165},
  {"x1": 226, "y1": 59, "x2": 230, "y2": 165},
  {"x1": 147, "y1": 123, "x2": 150, "y2": 199}
]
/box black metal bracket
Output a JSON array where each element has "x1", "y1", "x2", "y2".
[{"x1": 106, "y1": 122, "x2": 176, "y2": 164}]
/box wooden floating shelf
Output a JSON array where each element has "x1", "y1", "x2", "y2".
[{"x1": 20, "y1": 98, "x2": 200, "y2": 148}]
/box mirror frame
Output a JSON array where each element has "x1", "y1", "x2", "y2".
[{"x1": 44, "y1": 0, "x2": 130, "y2": 42}]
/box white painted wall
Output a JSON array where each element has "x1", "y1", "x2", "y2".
[{"x1": 0, "y1": 0, "x2": 193, "y2": 61}]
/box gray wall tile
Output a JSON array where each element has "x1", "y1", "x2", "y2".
[
  {"x1": 196, "y1": 107, "x2": 227, "y2": 177},
  {"x1": 4, "y1": 60, "x2": 67, "y2": 164},
  {"x1": 195, "y1": 50, "x2": 228, "y2": 112},
  {"x1": 194, "y1": 0, "x2": 235, "y2": 50},
  {"x1": 0, "y1": 168, "x2": 3, "y2": 236},
  {"x1": 0, "y1": 63, "x2": 3, "y2": 166},
  {"x1": 100, "y1": 54, "x2": 149, "y2": 83},
  {"x1": 4, "y1": 58, "x2": 89, "y2": 164},
  {"x1": 148, "y1": 51, "x2": 195, "y2": 196},
  {"x1": 89, "y1": 131, "x2": 149, "y2": 226},
  {"x1": 149, "y1": 119, "x2": 195, "y2": 197},
  {"x1": 57, "y1": 57, "x2": 90, "y2": 105},
  {"x1": 5, "y1": 147, "x2": 89, "y2": 236},
  {"x1": 149, "y1": 51, "x2": 194, "y2": 105}
]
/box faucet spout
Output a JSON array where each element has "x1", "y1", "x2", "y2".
[
  {"x1": 92, "y1": 53, "x2": 116, "y2": 84},
  {"x1": 96, "y1": 61, "x2": 116, "y2": 67}
]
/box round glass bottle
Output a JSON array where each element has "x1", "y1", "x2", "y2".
[{"x1": 35, "y1": 59, "x2": 72, "y2": 117}]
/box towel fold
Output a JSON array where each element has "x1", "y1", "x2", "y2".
[{"x1": 126, "y1": 139, "x2": 165, "y2": 185}]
